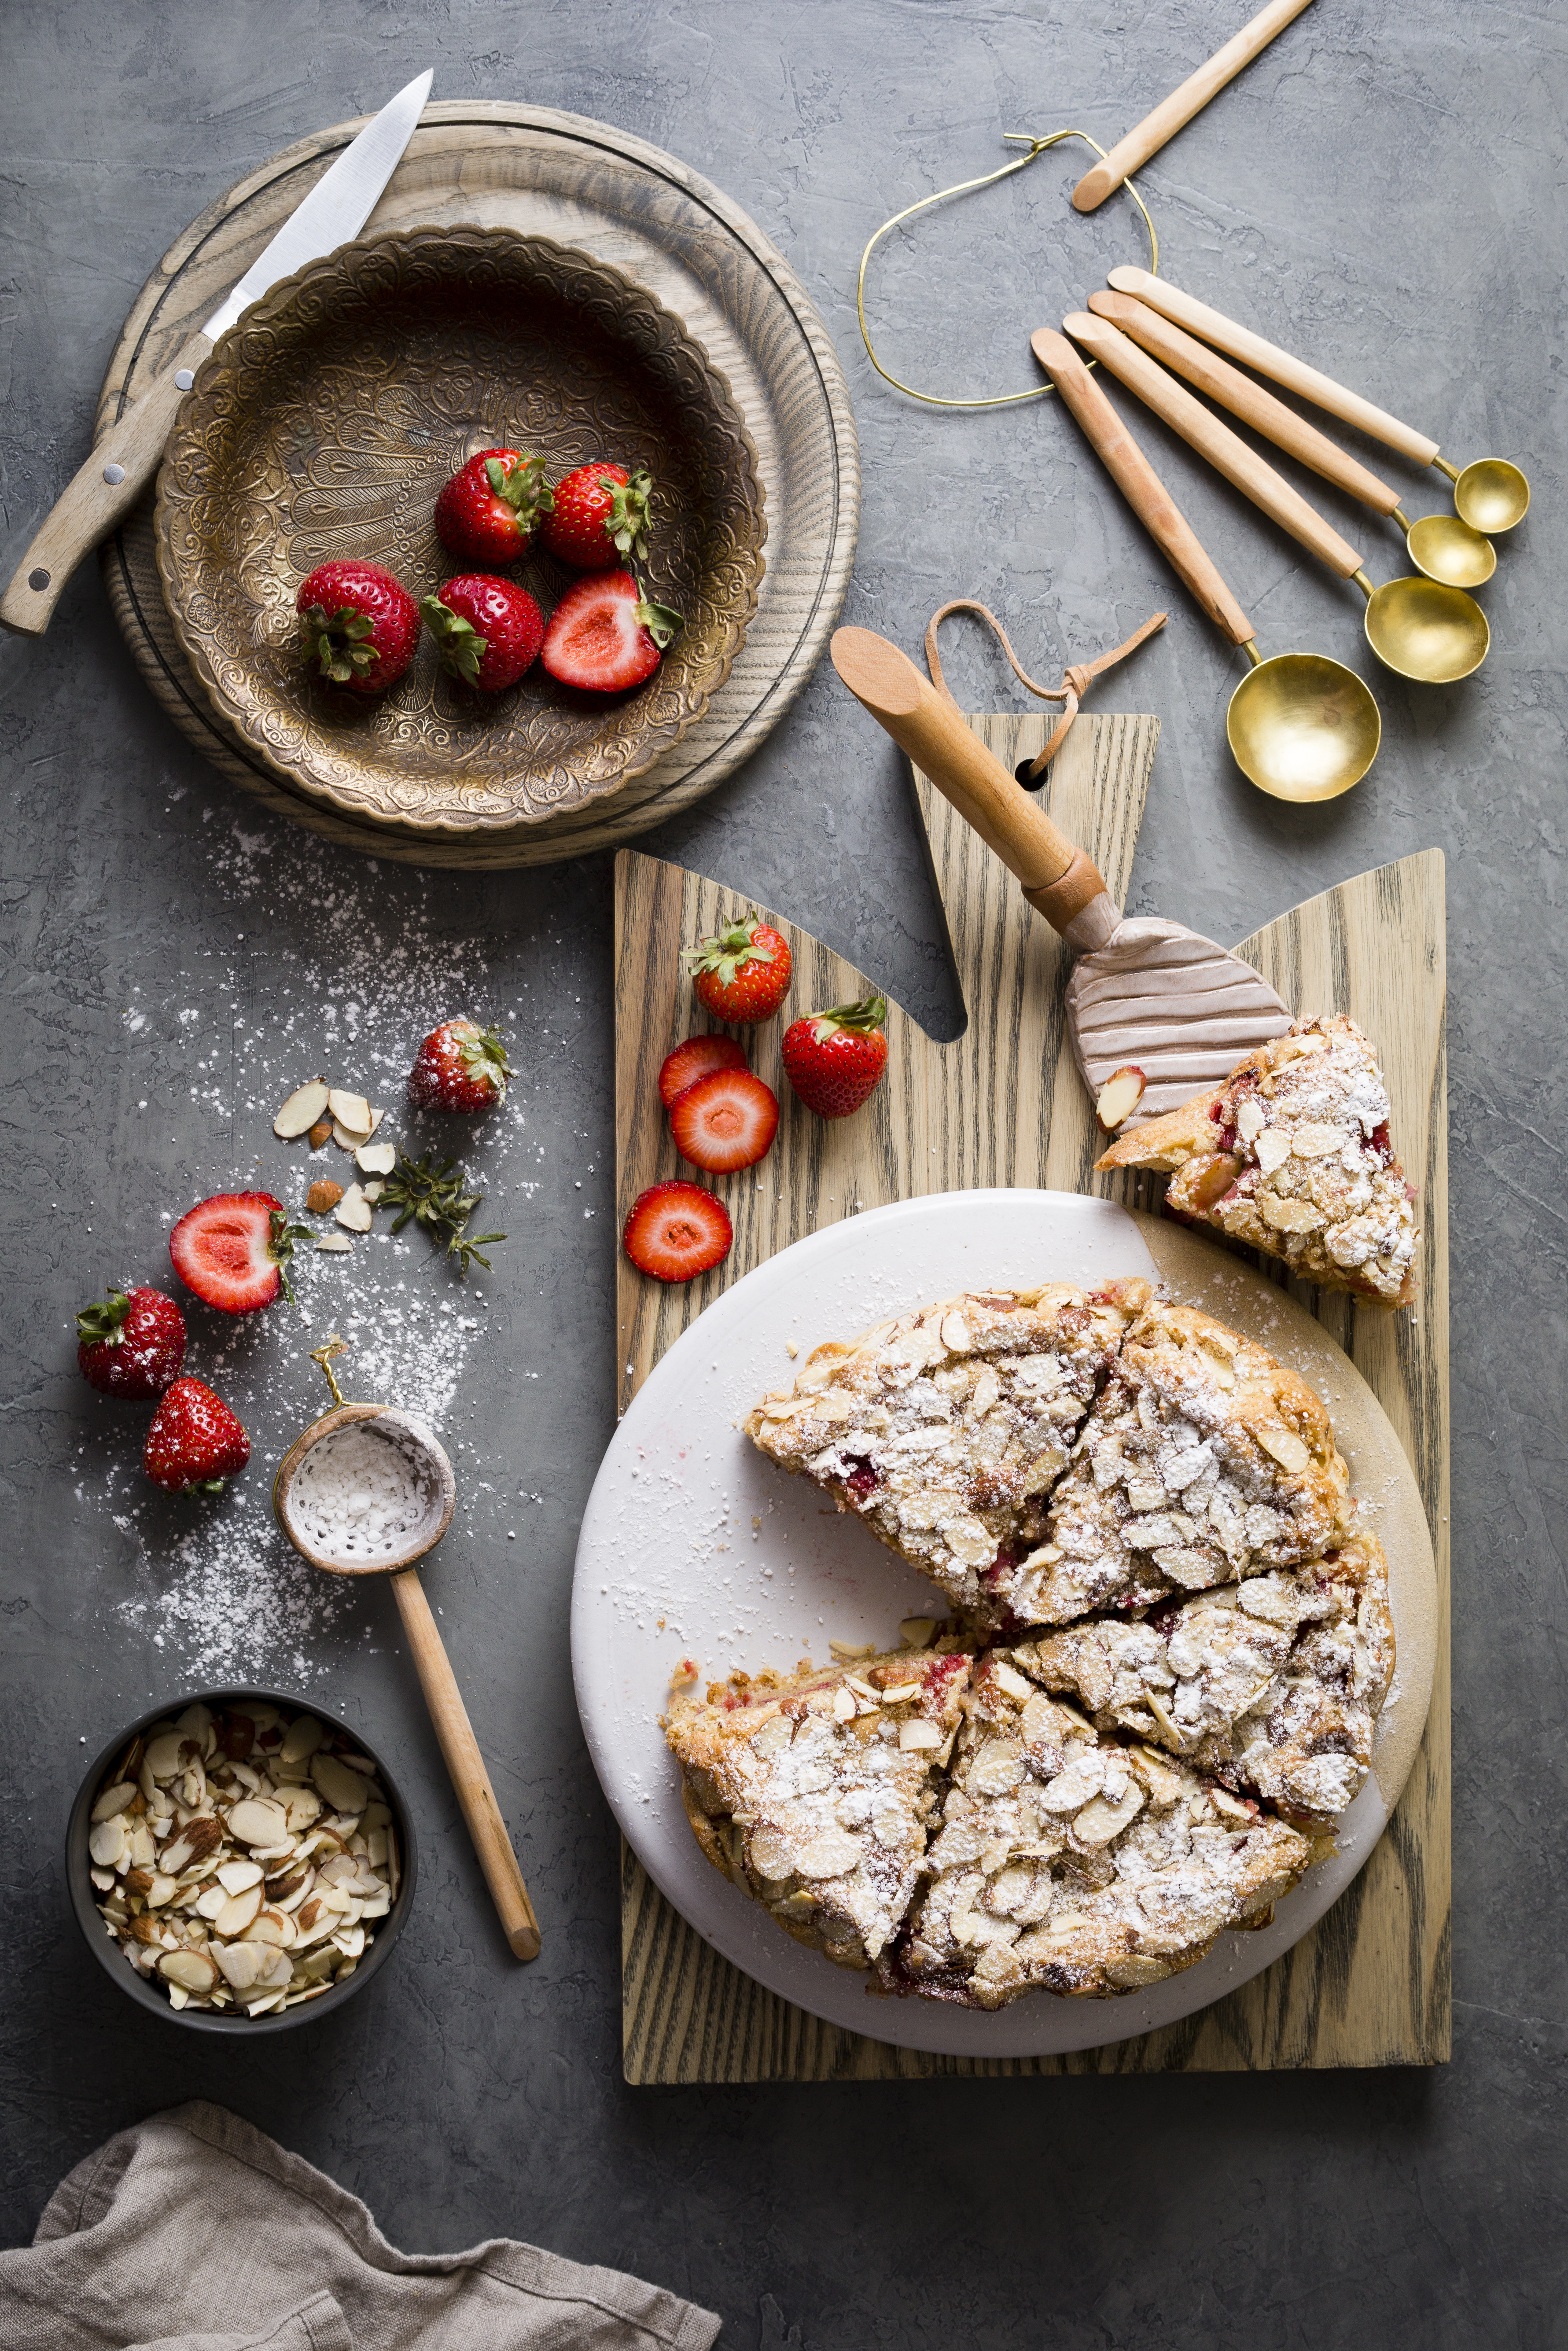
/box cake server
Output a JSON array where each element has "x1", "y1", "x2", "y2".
[
  {"x1": 830, "y1": 625, "x2": 1292, "y2": 1128},
  {"x1": 0, "y1": 69, "x2": 434, "y2": 640},
  {"x1": 1106, "y1": 265, "x2": 1531, "y2": 538}
]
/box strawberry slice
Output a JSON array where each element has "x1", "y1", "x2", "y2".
[
  {"x1": 623, "y1": 1181, "x2": 732, "y2": 1282},
  {"x1": 169, "y1": 1192, "x2": 308, "y2": 1313},
  {"x1": 540, "y1": 569, "x2": 682, "y2": 693},
  {"x1": 657, "y1": 1033, "x2": 749, "y2": 1110},
  {"x1": 669, "y1": 1069, "x2": 779, "y2": 1174}
]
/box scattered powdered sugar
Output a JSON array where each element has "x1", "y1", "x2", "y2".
[{"x1": 82, "y1": 808, "x2": 567, "y2": 1688}]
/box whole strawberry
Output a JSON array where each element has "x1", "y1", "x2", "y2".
[
  {"x1": 409, "y1": 1019, "x2": 512, "y2": 1112},
  {"x1": 541, "y1": 462, "x2": 652, "y2": 570},
  {"x1": 144, "y1": 1377, "x2": 250, "y2": 1494},
  {"x1": 434, "y1": 447, "x2": 552, "y2": 567},
  {"x1": 297, "y1": 561, "x2": 420, "y2": 694},
  {"x1": 76, "y1": 1287, "x2": 186, "y2": 1400},
  {"x1": 423, "y1": 576, "x2": 544, "y2": 692},
  {"x1": 683, "y1": 912, "x2": 792, "y2": 1025},
  {"x1": 781, "y1": 997, "x2": 888, "y2": 1118}
]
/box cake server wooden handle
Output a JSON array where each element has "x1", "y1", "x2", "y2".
[
  {"x1": 1030, "y1": 329, "x2": 1256, "y2": 648},
  {"x1": 1072, "y1": 0, "x2": 1314, "y2": 211},
  {"x1": 0, "y1": 334, "x2": 213, "y2": 639},
  {"x1": 1063, "y1": 310, "x2": 1365, "y2": 578},
  {"x1": 390, "y1": 1566, "x2": 541, "y2": 1961},
  {"x1": 1104, "y1": 266, "x2": 1440, "y2": 467},
  {"x1": 830, "y1": 626, "x2": 1115, "y2": 942},
  {"x1": 1086, "y1": 291, "x2": 1404, "y2": 518}
]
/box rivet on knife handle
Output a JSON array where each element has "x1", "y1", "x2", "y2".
[{"x1": 0, "y1": 335, "x2": 213, "y2": 638}]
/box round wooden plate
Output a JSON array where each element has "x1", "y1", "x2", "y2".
[
  {"x1": 97, "y1": 101, "x2": 860, "y2": 868},
  {"x1": 154, "y1": 227, "x2": 766, "y2": 836}
]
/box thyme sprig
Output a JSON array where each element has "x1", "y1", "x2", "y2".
[{"x1": 379, "y1": 1151, "x2": 505, "y2": 1276}]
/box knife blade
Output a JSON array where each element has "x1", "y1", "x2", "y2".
[{"x1": 0, "y1": 70, "x2": 434, "y2": 640}]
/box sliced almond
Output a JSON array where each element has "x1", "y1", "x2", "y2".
[
  {"x1": 213, "y1": 1940, "x2": 262, "y2": 1990},
  {"x1": 1255, "y1": 1128, "x2": 1292, "y2": 1175},
  {"x1": 1095, "y1": 1064, "x2": 1147, "y2": 1130},
  {"x1": 327, "y1": 1088, "x2": 371, "y2": 1135},
  {"x1": 334, "y1": 1184, "x2": 373, "y2": 1234},
  {"x1": 88, "y1": 1817, "x2": 128, "y2": 1870},
  {"x1": 215, "y1": 1858, "x2": 264, "y2": 1896},
  {"x1": 228, "y1": 1797, "x2": 289, "y2": 1847},
  {"x1": 274, "y1": 1080, "x2": 331, "y2": 1140},
  {"x1": 317, "y1": 1234, "x2": 353, "y2": 1253},
  {"x1": 831, "y1": 1685, "x2": 857, "y2": 1722},
  {"x1": 1254, "y1": 1421, "x2": 1311, "y2": 1475},
  {"x1": 898, "y1": 1718, "x2": 944, "y2": 1750},
  {"x1": 159, "y1": 1948, "x2": 218, "y2": 1993},
  {"x1": 194, "y1": 1885, "x2": 228, "y2": 1921},
  {"x1": 355, "y1": 1140, "x2": 396, "y2": 1176},
  {"x1": 989, "y1": 1661, "x2": 1034, "y2": 1703},
  {"x1": 878, "y1": 1681, "x2": 921, "y2": 1703},
  {"x1": 1290, "y1": 1120, "x2": 1343, "y2": 1159},
  {"x1": 311, "y1": 1752, "x2": 370, "y2": 1814},
  {"x1": 144, "y1": 1732, "x2": 191, "y2": 1782},
  {"x1": 90, "y1": 1780, "x2": 137, "y2": 1824},
  {"x1": 214, "y1": 1884, "x2": 265, "y2": 1939}
]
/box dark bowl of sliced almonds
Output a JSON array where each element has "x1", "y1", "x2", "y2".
[{"x1": 67, "y1": 1687, "x2": 417, "y2": 2032}]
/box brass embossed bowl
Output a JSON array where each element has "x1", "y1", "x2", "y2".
[{"x1": 154, "y1": 228, "x2": 767, "y2": 836}]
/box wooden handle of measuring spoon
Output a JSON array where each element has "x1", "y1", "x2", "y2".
[
  {"x1": 1104, "y1": 266, "x2": 1440, "y2": 467},
  {"x1": 1072, "y1": 0, "x2": 1314, "y2": 211},
  {"x1": 1086, "y1": 291, "x2": 1403, "y2": 518},
  {"x1": 390, "y1": 1567, "x2": 541, "y2": 1961},
  {"x1": 1031, "y1": 330, "x2": 1256, "y2": 648},
  {"x1": 829, "y1": 627, "x2": 1115, "y2": 942},
  {"x1": 1063, "y1": 311, "x2": 1365, "y2": 578}
]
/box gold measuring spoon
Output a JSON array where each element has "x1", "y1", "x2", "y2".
[
  {"x1": 273, "y1": 1340, "x2": 541, "y2": 1961},
  {"x1": 1107, "y1": 266, "x2": 1530, "y2": 536},
  {"x1": 1064, "y1": 310, "x2": 1490, "y2": 683},
  {"x1": 1085, "y1": 289, "x2": 1494, "y2": 589},
  {"x1": 1031, "y1": 329, "x2": 1380, "y2": 802}
]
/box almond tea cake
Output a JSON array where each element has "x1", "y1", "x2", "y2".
[
  {"x1": 743, "y1": 1283, "x2": 1149, "y2": 1624},
  {"x1": 1096, "y1": 1015, "x2": 1418, "y2": 1308},
  {"x1": 667, "y1": 1282, "x2": 1390, "y2": 2006}
]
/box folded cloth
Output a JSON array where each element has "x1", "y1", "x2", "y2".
[{"x1": 0, "y1": 2102, "x2": 720, "y2": 2351}]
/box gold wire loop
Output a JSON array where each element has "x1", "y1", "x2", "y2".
[{"x1": 856, "y1": 129, "x2": 1159, "y2": 410}]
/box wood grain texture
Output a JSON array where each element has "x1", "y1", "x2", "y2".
[
  {"x1": 93, "y1": 100, "x2": 858, "y2": 867},
  {"x1": 612, "y1": 709, "x2": 1450, "y2": 2080}
]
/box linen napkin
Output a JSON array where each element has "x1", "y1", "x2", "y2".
[{"x1": 0, "y1": 2101, "x2": 720, "y2": 2351}]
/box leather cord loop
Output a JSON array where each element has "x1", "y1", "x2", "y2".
[{"x1": 924, "y1": 600, "x2": 1167, "y2": 778}]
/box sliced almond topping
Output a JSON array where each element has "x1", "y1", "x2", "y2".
[
  {"x1": 327, "y1": 1088, "x2": 371, "y2": 1133},
  {"x1": 878, "y1": 1682, "x2": 921, "y2": 1703},
  {"x1": 334, "y1": 1183, "x2": 373, "y2": 1233},
  {"x1": 356, "y1": 1140, "x2": 396, "y2": 1176},
  {"x1": 939, "y1": 1309, "x2": 974, "y2": 1354},
  {"x1": 1094, "y1": 1065, "x2": 1146, "y2": 1131},
  {"x1": 899, "y1": 1617, "x2": 938, "y2": 1649},
  {"x1": 989, "y1": 1661, "x2": 1034, "y2": 1703},
  {"x1": 828, "y1": 1640, "x2": 878, "y2": 1662},
  {"x1": 897, "y1": 1718, "x2": 944, "y2": 1750},
  {"x1": 317, "y1": 1234, "x2": 353, "y2": 1253},
  {"x1": 1290, "y1": 1120, "x2": 1342, "y2": 1160},
  {"x1": 831, "y1": 1685, "x2": 857, "y2": 1722},
  {"x1": 274, "y1": 1081, "x2": 331, "y2": 1140},
  {"x1": 1255, "y1": 1129, "x2": 1292, "y2": 1175},
  {"x1": 1254, "y1": 1421, "x2": 1311, "y2": 1474}
]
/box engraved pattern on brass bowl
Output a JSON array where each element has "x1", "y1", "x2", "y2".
[{"x1": 153, "y1": 228, "x2": 767, "y2": 833}]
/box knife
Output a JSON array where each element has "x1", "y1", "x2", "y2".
[{"x1": 0, "y1": 69, "x2": 434, "y2": 640}]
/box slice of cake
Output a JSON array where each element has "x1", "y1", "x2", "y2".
[
  {"x1": 1096, "y1": 1015, "x2": 1418, "y2": 1308},
  {"x1": 886, "y1": 1646, "x2": 1314, "y2": 2008},
  {"x1": 665, "y1": 1645, "x2": 973, "y2": 1969},
  {"x1": 998, "y1": 1299, "x2": 1352, "y2": 1627},
  {"x1": 1026, "y1": 1527, "x2": 1394, "y2": 1830},
  {"x1": 744, "y1": 1283, "x2": 1150, "y2": 1622}
]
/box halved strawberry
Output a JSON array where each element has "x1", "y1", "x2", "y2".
[
  {"x1": 623, "y1": 1181, "x2": 732, "y2": 1283},
  {"x1": 540, "y1": 569, "x2": 682, "y2": 693},
  {"x1": 657, "y1": 1033, "x2": 749, "y2": 1110},
  {"x1": 168, "y1": 1192, "x2": 309, "y2": 1313},
  {"x1": 669, "y1": 1069, "x2": 779, "y2": 1174}
]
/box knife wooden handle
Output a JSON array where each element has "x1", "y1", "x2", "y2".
[
  {"x1": 1063, "y1": 311, "x2": 1365, "y2": 579},
  {"x1": 1072, "y1": 0, "x2": 1314, "y2": 210},
  {"x1": 1031, "y1": 330, "x2": 1256, "y2": 648},
  {"x1": 1086, "y1": 291, "x2": 1403, "y2": 518},
  {"x1": 829, "y1": 627, "x2": 1114, "y2": 941},
  {"x1": 0, "y1": 333, "x2": 212, "y2": 638},
  {"x1": 1104, "y1": 267, "x2": 1440, "y2": 467}
]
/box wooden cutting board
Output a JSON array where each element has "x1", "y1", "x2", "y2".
[{"x1": 612, "y1": 710, "x2": 1450, "y2": 2079}]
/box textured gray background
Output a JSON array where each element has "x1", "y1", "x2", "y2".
[{"x1": 2, "y1": 2, "x2": 1564, "y2": 2345}]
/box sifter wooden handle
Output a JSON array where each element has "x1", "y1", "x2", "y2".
[
  {"x1": 1030, "y1": 330, "x2": 1255, "y2": 648},
  {"x1": 390, "y1": 1566, "x2": 541, "y2": 1961},
  {"x1": 829, "y1": 627, "x2": 1112, "y2": 938},
  {"x1": 1063, "y1": 311, "x2": 1365, "y2": 578},
  {"x1": 1072, "y1": 0, "x2": 1314, "y2": 211},
  {"x1": 0, "y1": 334, "x2": 213, "y2": 638},
  {"x1": 1104, "y1": 267, "x2": 1440, "y2": 467},
  {"x1": 1086, "y1": 291, "x2": 1403, "y2": 518}
]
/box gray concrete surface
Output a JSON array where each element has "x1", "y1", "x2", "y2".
[{"x1": 2, "y1": 3, "x2": 1563, "y2": 2344}]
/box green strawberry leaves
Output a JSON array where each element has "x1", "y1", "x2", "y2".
[
  {"x1": 484, "y1": 452, "x2": 553, "y2": 529},
  {"x1": 809, "y1": 996, "x2": 887, "y2": 1042},
  {"x1": 421, "y1": 594, "x2": 489, "y2": 685},
  {"x1": 302, "y1": 603, "x2": 379, "y2": 684},
  {"x1": 683, "y1": 911, "x2": 774, "y2": 985},
  {"x1": 604, "y1": 467, "x2": 653, "y2": 562},
  {"x1": 634, "y1": 590, "x2": 684, "y2": 651},
  {"x1": 266, "y1": 1207, "x2": 313, "y2": 1307},
  {"x1": 75, "y1": 1288, "x2": 133, "y2": 1346}
]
